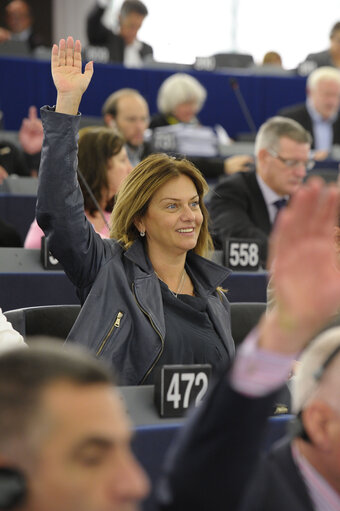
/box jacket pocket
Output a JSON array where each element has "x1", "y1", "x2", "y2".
[{"x1": 96, "y1": 311, "x2": 124, "y2": 357}]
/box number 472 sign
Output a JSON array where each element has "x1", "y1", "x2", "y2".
[{"x1": 154, "y1": 364, "x2": 211, "y2": 417}]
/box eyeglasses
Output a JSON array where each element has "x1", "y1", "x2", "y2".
[{"x1": 268, "y1": 149, "x2": 315, "y2": 171}]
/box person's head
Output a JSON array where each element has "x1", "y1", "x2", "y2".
[
  {"x1": 78, "y1": 126, "x2": 132, "y2": 214},
  {"x1": 157, "y1": 73, "x2": 207, "y2": 123},
  {"x1": 102, "y1": 89, "x2": 149, "y2": 148},
  {"x1": 262, "y1": 51, "x2": 282, "y2": 67},
  {"x1": 329, "y1": 21, "x2": 340, "y2": 59},
  {"x1": 118, "y1": 0, "x2": 148, "y2": 46},
  {"x1": 111, "y1": 153, "x2": 213, "y2": 258},
  {"x1": 254, "y1": 116, "x2": 312, "y2": 196},
  {"x1": 0, "y1": 342, "x2": 149, "y2": 511},
  {"x1": 5, "y1": 0, "x2": 32, "y2": 33},
  {"x1": 306, "y1": 66, "x2": 340, "y2": 120},
  {"x1": 292, "y1": 327, "x2": 340, "y2": 492}
]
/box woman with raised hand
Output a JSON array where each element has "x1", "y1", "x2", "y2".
[{"x1": 37, "y1": 37, "x2": 235, "y2": 385}]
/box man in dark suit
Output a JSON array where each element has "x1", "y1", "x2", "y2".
[
  {"x1": 209, "y1": 116, "x2": 312, "y2": 266},
  {"x1": 87, "y1": 0, "x2": 153, "y2": 66},
  {"x1": 158, "y1": 179, "x2": 340, "y2": 510},
  {"x1": 279, "y1": 66, "x2": 340, "y2": 156}
]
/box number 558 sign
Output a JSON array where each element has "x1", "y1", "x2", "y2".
[
  {"x1": 224, "y1": 238, "x2": 260, "y2": 271},
  {"x1": 154, "y1": 365, "x2": 211, "y2": 417}
]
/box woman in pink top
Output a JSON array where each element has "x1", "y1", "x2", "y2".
[{"x1": 24, "y1": 125, "x2": 132, "y2": 247}]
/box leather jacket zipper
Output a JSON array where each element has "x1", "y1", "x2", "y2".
[
  {"x1": 131, "y1": 282, "x2": 164, "y2": 384},
  {"x1": 96, "y1": 311, "x2": 123, "y2": 356}
]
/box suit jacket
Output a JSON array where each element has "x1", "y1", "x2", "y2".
[
  {"x1": 87, "y1": 5, "x2": 153, "y2": 64},
  {"x1": 278, "y1": 102, "x2": 340, "y2": 148},
  {"x1": 209, "y1": 170, "x2": 271, "y2": 265},
  {"x1": 157, "y1": 375, "x2": 315, "y2": 511},
  {"x1": 0, "y1": 218, "x2": 22, "y2": 247}
]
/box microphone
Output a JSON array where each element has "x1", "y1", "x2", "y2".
[
  {"x1": 77, "y1": 168, "x2": 110, "y2": 231},
  {"x1": 229, "y1": 77, "x2": 257, "y2": 134}
]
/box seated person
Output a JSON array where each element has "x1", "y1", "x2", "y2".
[
  {"x1": 158, "y1": 180, "x2": 340, "y2": 511},
  {"x1": 0, "y1": 0, "x2": 45, "y2": 50},
  {"x1": 299, "y1": 21, "x2": 340, "y2": 74},
  {"x1": 278, "y1": 66, "x2": 340, "y2": 158},
  {"x1": 102, "y1": 83, "x2": 252, "y2": 179},
  {"x1": 209, "y1": 116, "x2": 313, "y2": 267},
  {"x1": 87, "y1": 0, "x2": 153, "y2": 66},
  {"x1": 36, "y1": 36, "x2": 236, "y2": 385},
  {"x1": 24, "y1": 125, "x2": 131, "y2": 248}
]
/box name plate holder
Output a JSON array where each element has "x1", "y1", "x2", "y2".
[
  {"x1": 224, "y1": 238, "x2": 260, "y2": 271},
  {"x1": 154, "y1": 364, "x2": 212, "y2": 418}
]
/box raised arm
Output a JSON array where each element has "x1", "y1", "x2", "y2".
[
  {"x1": 158, "y1": 178, "x2": 340, "y2": 511},
  {"x1": 52, "y1": 37, "x2": 93, "y2": 115},
  {"x1": 37, "y1": 38, "x2": 112, "y2": 295}
]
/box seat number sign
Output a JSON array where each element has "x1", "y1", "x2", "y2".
[
  {"x1": 224, "y1": 238, "x2": 260, "y2": 270},
  {"x1": 154, "y1": 364, "x2": 211, "y2": 417}
]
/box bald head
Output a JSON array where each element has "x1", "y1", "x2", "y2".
[{"x1": 102, "y1": 89, "x2": 149, "y2": 147}]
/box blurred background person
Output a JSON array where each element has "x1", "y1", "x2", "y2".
[
  {"x1": 87, "y1": 0, "x2": 153, "y2": 66},
  {"x1": 149, "y1": 73, "x2": 207, "y2": 128},
  {"x1": 0, "y1": 0, "x2": 44, "y2": 49},
  {"x1": 262, "y1": 51, "x2": 283, "y2": 67},
  {"x1": 24, "y1": 126, "x2": 132, "y2": 248},
  {"x1": 299, "y1": 21, "x2": 340, "y2": 75},
  {"x1": 278, "y1": 66, "x2": 340, "y2": 159}
]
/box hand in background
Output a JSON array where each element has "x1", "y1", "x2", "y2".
[
  {"x1": 260, "y1": 178, "x2": 340, "y2": 354},
  {"x1": 224, "y1": 155, "x2": 254, "y2": 175},
  {"x1": 52, "y1": 37, "x2": 94, "y2": 115},
  {"x1": 0, "y1": 28, "x2": 11, "y2": 43},
  {"x1": 19, "y1": 106, "x2": 43, "y2": 155},
  {"x1": 0, "y1": 165, "x2": 8, "y2": 184}
]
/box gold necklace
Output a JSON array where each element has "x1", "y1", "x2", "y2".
[{"x1": 155, "y1": 268, "x2": 186, "y2": 298}]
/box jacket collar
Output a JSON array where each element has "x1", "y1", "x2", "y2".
[{"x1": 124, "y1": 238, "x2": 231, "y2": 293}]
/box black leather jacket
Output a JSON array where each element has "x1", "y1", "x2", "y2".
[{"x1": 37, "y1": 107, "x2": 235, "y2": 385}]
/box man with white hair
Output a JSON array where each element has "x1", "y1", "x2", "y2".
[{"x1": 279, "y1": 66, "x2": 340, "y2": 156}]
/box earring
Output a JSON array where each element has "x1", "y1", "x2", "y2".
[{"x1": 140, "y1": 231, "x2": 145, "y2": 237}]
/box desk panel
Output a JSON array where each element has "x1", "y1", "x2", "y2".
[
  {"x1": 0, "y1": 248, "x2": 267, "y2": 311},
  {"x1": 0, "y1": 194, "x2": 36, "y2": 241},
  {"x1": 0, "y1": 55, "x2": 306, "y2": 138}
]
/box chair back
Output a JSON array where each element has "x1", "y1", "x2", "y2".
[
  {"x1": 230, "y1": 302, "x2": 266, "y2": 346},
  {"x1": 4, "y1": 304, "x2": 80, "y2": 341}
]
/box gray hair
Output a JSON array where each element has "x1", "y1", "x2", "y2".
[
  {"x1": 292, "y1": 327, "x2": 340, "y2": 414},
  {"x1": 254, "y1": 116, "x2": 312, "y2": 156},
  {"x1": 157, "y1": 73, "x2": 207, "y2": 115},
  {"x1": 307, "y1": 66, "x2": 340, "y2": 90}
]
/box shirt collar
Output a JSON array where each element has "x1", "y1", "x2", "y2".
[
  {"x1": 306, "y1": 97, "x2": 338, "y2": 123},
  {"x1": 292, "y1": 442, "x2": 340, "y2": 511},
  {"x1": 256, "y1": 173, "x2": 288, "y2": 207}
]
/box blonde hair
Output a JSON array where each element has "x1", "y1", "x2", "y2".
[{"x1": 110, "y1": 153, "x2": 213, "y2": 257}]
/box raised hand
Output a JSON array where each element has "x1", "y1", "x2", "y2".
[
  {"x1": 260, "y1": 178, "x2": 340, "y2": 354},
  {"x1": 19, "y1": 106, "x2": 43, "y2": 155},
  {"x1": 52, "y1": 36, "x2": 94, "y2": 115}
]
